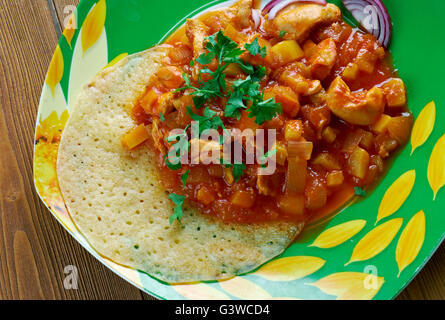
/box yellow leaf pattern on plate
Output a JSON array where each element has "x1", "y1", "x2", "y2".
[
  {"x1": 63, "y1": 14, "x2": 76, "y2": 48},
  {"x1": 311, "y1": 272, "x2": 384, "y2": 300},
  {"x1": 411, "y1": 101, "x2": 436, "y2": 155},
  {"x1": 82, "y1": 0, "x2": 106, "y2": 54},
  {"x1": 377, "y1": 170, "x2": 416, "y2": 224},
  {"x1": 310, "y1": 220, "x2": 367, "y2": 249},
  {"x1": 45, "y1": 45, "x2": 64, "y2": 96},
  {"x1": 219, "y1": 277, "x2": 272, "y2": 300},
  {"x1": 103, "y1": 53, "x2": 128, "y2": 70},
  {"x1": 396, "y1": 211, "x2": 426, "y2": 277},
  {"x1": 174, "y1": 283, "x2": 230, "y2": 300},
  {"x1": 254, "y1": 256, "x2": 325, "y2": 281},
  {"x1": 346, "y1": 218, "x2": 403, "y2": 265},
  {"x1": 428, "y1": 134, "x2": 445, "y2": 200}
]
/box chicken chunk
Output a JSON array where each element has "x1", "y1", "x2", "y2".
[
  {"x1": 327, "y1": 77, "x2": 385, "y2": 125},
  {"x1": 309, "y1": 38, "x2": 337, "y2": 80},
  {"x1": 230, "y1": 0, "x2": 253, "y2": 29},
  {"x1": 186, "y1": 19, "x2": 210, "y2": 59},
  {"x1": 264, "y1": 4, "x2": 341, "y2": 43}
]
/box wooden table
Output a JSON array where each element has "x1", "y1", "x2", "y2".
[{"x1": 0, "y1": 0, "x2": 444, "y2": 300}]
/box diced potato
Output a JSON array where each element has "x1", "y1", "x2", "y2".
[
  {"x1": 286, "y1": 157, "x2": 307, "y2": 193},
  {"x1": 285, "y1": 120, "x2": 303, "y2": 141},
  {"x1": 387, "y1": 115, "x2": 413, "y2": 144},
  {"x1": 322, "y1": 126, "x2": 338, "y2": 143},
  {"x1": 224, "y1": 63, "x2": 244, "y2": 77},
  {"x1": 224, "y1": 167, "x2": 234, "y2": 185},
  {"x1": 382, "y1": 78, "x2": 406, "y2": 107},
  {"x1": 230, "y1": 190, "x2": 255, "y2": 208},
  {"x1": 358, "y1": 129, "x2": 374, "y2": 150},
  {"x1": 303, "y1": 39, "x2": 317, "y2": 58},
  {"x1": 312, "y1": 153, "x2": 341, "y2": 170},
  {"x1": 122, "y1": 124, "x2": 150, "y2": 150},
  {"x1": 264, "y1": 86, "x2": 300, "y2": 117},
  {"x1": 372, "y1": 114, "x2": 392, "y2": 134},
  {"x1": 348, "y1": 147, "x2": 370, "y2": 179},
  {"x1": 271, "y1": 141, "x2": 288, "y2": 166},
  {"x1": 271, "y1": 40, "x2": 304, "y2": 66},
  {"x1": 278, "y1": 194, "x2": 305, "y2": 216},
  {"x1": 342, "y1": 130, "x2": 363, "y2": 153},
  {"x1": 140, "y1": 89, "x2": 159, "y2": 113},
  {"x1": 287, "y1": 140, "x2": 313, "y2": 160},
  {"x1": 342, "y1": 63, "x2": 359, "y2": 81},
  {"x1": 327, "y1": 170, "x2": 344, "y2": 187},
  {"x1": 305, "y1": 179, "x2": 328, "y2": 210},
  {"x1": 196, "y1": 186, "x2": 216, "y2": 205},
  {"x1": 355, "y1": 50, "x2": 377, "y2": 74},
  {"x1": 224, "y1": 23, "x2": 243, "y2": 43},
  {"x1": 375, "y1": 133, "x2": 398, "y2": 158}
]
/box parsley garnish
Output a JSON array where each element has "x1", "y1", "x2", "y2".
[
  {"x1": 354, "y1": 187, "x2": 367, "y2": 197},
  {"x1": 224, "y1": 65, "x2": 281, "y2": 125},
  {"x1": 160, "y1": 112, "x2": 165, "y2": 122},
  {"x1": 260, "y1": 148, "x2": 277, "y2": 168},
  {"x1": 244, "y1": 38, "x2": 267, "y2": 58},
  {"x1": 225, "y1": 163, "x2": 246, "y2": 182},
  {"x1": 178, "y1": 31, "x2": 281, "y2": 124},
  {"x1": 168, "y1": 193, "x2": 186, "y2": 224},
  {"x1": 181, "y1": 170, "x2": 190, "y2": 186},
  {"x1": 279, "y1": 30, "x2": 288, "y2": 39},
  {"x1": 187, "y1": 106, "x2": 225, "y2": 135},
  {"x1": 164, "y1": 128, "x2": 190, "y2": 170}
]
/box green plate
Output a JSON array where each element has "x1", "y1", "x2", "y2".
[{"x1": 34, "y1": 0, "x2": 445, "y2": 300}]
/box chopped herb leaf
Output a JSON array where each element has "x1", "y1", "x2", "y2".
[
  {"x1": 225, "y1": 163, "x2": 246, "y2": 182},
  {"x1": 260, "y1": 148, "x2": 277, "y2": 168},
  {"x1": 168, "y1": 193, "x2": 186, "y2": 224},
  {"x1": 181, "y1": 170, "x2": 190, "y2": 186},
  {"x1": 160, "y1": 112, "x2": 165, "y2": 122},
  {"x1": 279, "y1": 30, "x2": 288, "y2": 38},
  {"x1": 247, "y1": 96, "x2": 282, "y2": 125},
  {"x1": 354, "y1": 187, "x2": 367, "y2": 197},
  {"x1": 244, "y1": 38, "x2": 267, "y2": 58}
]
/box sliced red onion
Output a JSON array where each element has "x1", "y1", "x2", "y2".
[
  {"x1": 343, "y1": 0, "x2": 392, "y2": 47},
  {"x1": 263, "y1": 0, "x2": 327, "y2": 20},
  {"x1": 252, "y1": 9, "x2": 261, "y2": 30}
]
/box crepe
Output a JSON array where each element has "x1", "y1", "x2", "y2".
[{"x1": 57, "y1": 46, "x2": 303, "y2": 283}]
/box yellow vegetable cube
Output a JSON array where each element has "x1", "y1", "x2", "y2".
[
  {"x1": 271, "y1": 40, "x2": 304, "y2": 66},
  {"x1": 322, "y1": 126, "x2": 339, "y2": 144},
  {"x1": 372, "y1": 114, "x2": 392, "y2": 134},
  {"x1": 140, "y1": 89, "x2": 158, "y2": 113},
  {"x1": 122, "y1": 124, "x2": 150, "y2": 150},
  {"x1": 349, "y1": 147, "x2": 370, "y2": 179},
  {"x1": 342, "y1": 63, "x2": 359, "y2": 81},
  {"x1": 278, "y1": 194, "x2": 305, "y2": 216},
  {"x1": 270, "y1": 141, "x2": 288, "y2": 166},
  {"x1": 312, "y1": 153, "x2": 341, "y2": 170},
  {"x1": 285, "y1": 120, "x2": 303, "y2": 141},
  {"x1": 382, "y1": 78, "x2": 407, "y2": 107},
  {"x1": 327, "y1": 171, "x2": 344, "y2": 187}
]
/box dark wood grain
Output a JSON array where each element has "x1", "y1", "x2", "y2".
[
  {"x1": 0, "y1": 0, "x2": 145, "y2": 300},
  {"x1": 0, "y1": 0, "x2": 442, "y2": 300}
]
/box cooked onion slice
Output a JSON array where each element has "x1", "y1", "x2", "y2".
[
  {"x1": 342, "y1": 0, "x2": 392, "y2": 47},
  {"x1": 251, "y1": 9, "x2": 263, "y2": 30},
  {"x1": 262, "y1": 0, "x2": 327, "y2": 20}
]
